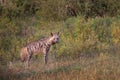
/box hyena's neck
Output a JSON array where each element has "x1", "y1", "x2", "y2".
[{"x1": 46, "y1": 37, "x2": 54, "y2": 46}]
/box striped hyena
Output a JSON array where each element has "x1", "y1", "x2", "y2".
[{"x1": 20, "y1": 32, "x2": 60, "y2": 68}]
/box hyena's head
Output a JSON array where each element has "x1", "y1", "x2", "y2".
[{"x1": 49, "y1": 32, "x2": 60, "y2": 45}]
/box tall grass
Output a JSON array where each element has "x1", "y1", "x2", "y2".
[{"x1": 0, "y1": 16, "x2": 120, "y2": 80}]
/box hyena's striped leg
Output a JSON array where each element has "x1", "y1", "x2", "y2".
[
  {"x1": 25, "y1": 53, "x2": 32, "y2": 68},
  {"x1": 43, "y1": 50, "x2": 48, "y2": 64},
  {"x1": 44, "y1": 52, "x2": 48, "y2": 64}
]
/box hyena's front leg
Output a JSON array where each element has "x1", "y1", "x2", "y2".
[
  {"x1": 25, "y1": 53, "x2": 32, "y2": 68},
  {"x1": 43, "y1": 50, "x2": 48, "y2": 64}
]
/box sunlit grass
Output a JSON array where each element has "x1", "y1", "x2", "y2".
[
  {"x1": 1, "y1": 16, "x2": 120, "y2": 80},
  {"x1": 0, "y1": 53, "x2": 120, "y2": 80}
]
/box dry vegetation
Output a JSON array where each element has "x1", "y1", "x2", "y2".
[
  {"x1": 0, "y1": 53, "x2": 120, "y2": 80},
  {"x1": 1, "y1": 16, "x2": 120, "y2": 80},
  {"x1": 0, "y1": 16, "x2": 120, "y2": 80},
  {"x1": 0, "y1": 0, "x2": 120, "y2": 79}
]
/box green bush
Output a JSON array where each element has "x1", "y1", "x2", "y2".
[
  {"x1": 0, "y1": 0, "x2": 120, "y2": 20},
  {"x1": 0, "y1": 0, "x2": 120, "y2": 65}
]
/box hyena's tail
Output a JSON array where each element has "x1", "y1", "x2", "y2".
[{"x1": 20, "y1": 47, "x2": 28, "y2": 62}]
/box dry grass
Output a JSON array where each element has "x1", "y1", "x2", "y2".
[
  {"x1": 0, "y1": 16, "x2": 120, "y2": 80},
  {"x1": 0, "y1": 53, "x2": 120, "y2": 80}
]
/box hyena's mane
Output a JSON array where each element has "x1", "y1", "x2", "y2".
[{"x1": 24, "y1": 37, "x2": 49, "y2": 46}]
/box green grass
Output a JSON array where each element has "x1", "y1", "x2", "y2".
[{"x1": 1, "y1": 16, "x2": 120, "y2": 80}]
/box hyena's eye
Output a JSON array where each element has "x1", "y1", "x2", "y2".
[{"x1": 56, "y1": 38, "x2": 59, "y2": 40}]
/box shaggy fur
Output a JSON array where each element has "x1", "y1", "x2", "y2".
[{"x1": 20, "y1": 32, "x2": 60, "y2": 68}]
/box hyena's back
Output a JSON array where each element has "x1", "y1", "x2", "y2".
[{"x1": 20, "y1": 47, "x2": 28, "y2": 62}]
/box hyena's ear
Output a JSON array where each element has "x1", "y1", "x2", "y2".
[
  {"x1": 51, "y1": 32, "x2": 53, "y2": 36},
  {"x1": 57, "y1": 32, "x2": 60, "y2": 36}
]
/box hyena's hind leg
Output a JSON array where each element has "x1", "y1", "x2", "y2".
[{"x1": 25, "y1": 53, "x2": 32, "y2": 69}]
